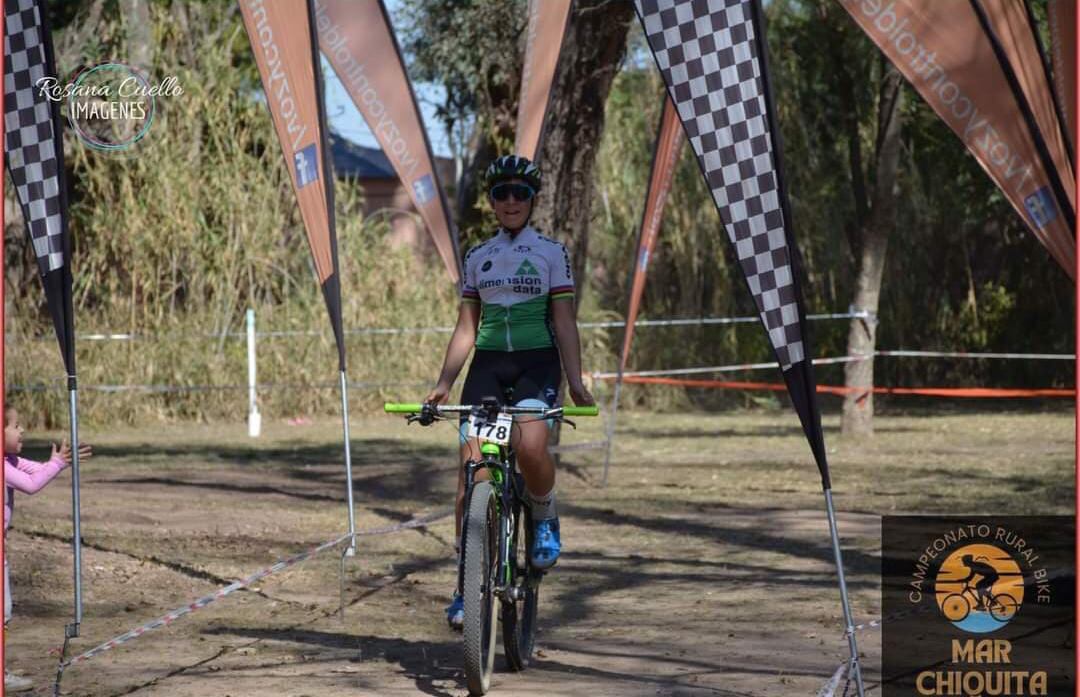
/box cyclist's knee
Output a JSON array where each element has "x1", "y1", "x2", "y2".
[
  {"x1": 514, "y1": 398, "x2": 556, "y2": 429},
  {"x1": 515, "y1": 435, "x2": 550, "y2": 467}
]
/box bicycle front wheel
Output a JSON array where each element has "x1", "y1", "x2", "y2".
[
  {"x1": 502, "y1": 497, "x2": 539, "y2": 671},
  {"x1": 990, "y1": 593, "x2": 1019, "y2": 622},
  {"x1": 463, "y1": 481, "x2": 499, "y2": 695}
]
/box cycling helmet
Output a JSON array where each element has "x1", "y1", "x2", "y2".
[{"x1": 484, "y1": 154, "x2": 542, "y2": 192}]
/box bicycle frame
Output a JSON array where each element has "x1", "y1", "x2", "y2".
[{"x1": 458, "y1": 426, "x2": 531, "y2": 603}]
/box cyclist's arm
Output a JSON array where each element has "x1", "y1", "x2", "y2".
[
  {"x1": 550, "y1": 299, "x2": 594, "y2": 405},
  {"x1": 432, "y1": 301, "x2": 480, "y2": 394},
  {"x1": 958, "y1": 568, "x2": 976, "y2": 584}
]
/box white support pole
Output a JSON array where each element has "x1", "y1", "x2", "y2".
[
  {"x1": 601, "y1": 367, "x2": 624, "y2": 487},
  {"x1": 339, "y1": 370, "x2": 357, "y2": 554},
  {"x1": 247, "y1": 309, "x2": 261, "y2": 437},
  {"x1": 67, "y1": 379, "x2": 83, "y2": 638},
  {"x1": 824, "y1": 489, "x2": 865, "y2": 697}
]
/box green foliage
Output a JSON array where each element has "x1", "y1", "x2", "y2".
[
  {"x1": 588, "y1": 0, "x2": 1072, "y2": 411},
  {"x1": 7, "y1": 2, "x2": 459, "y2": 426}
]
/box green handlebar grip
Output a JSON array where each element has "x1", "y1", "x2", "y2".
[
  {"x1": 562, "y1": 405, "x2": 600, "y2": 416},
  {"x1": 384, "y1": 403, "x2": 423, "y2": 413}
]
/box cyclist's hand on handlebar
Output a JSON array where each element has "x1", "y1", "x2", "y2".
[
  {"x1": 568, "y1": 380, "x2": 595, "y2": 407},
  {"x1": 424, "y1": 382, "x2": 451, "y2": 406}
]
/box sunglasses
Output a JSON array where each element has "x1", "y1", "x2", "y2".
[{"x1": 490, "y1": 183, "x2": 536, "y2": 202}]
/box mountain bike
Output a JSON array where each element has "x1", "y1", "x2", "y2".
[{"x1": 385, "y1": 397, "x2": 599, "y2": 695}]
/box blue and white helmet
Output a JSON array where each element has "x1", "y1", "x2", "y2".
[{"x1": 484, "y1": 154, "x2": 542, "y2": 192}]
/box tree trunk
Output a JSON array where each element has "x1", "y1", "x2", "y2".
[
  {"x1": 529, "y1": 0, "x2": 634, "y2": 455},
  {"x1": 841, "y1": 62, "x2": 904, "y2": 436},
  {"x1": 531, "y1": 0, "x2": 635, "y2": 296}
]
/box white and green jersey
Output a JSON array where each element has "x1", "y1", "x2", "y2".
[{"x1": 462, "y1": 226, "x2": 576, "y2": 352}]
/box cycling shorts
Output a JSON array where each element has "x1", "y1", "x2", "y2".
[{"x1": 459, "y1": 348, "x2": 562, "y2": 426}]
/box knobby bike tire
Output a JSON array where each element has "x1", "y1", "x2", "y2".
[
  {"x1": 463, "y1": 481, "x2": 498, "y2": 695},
  {"x1": 502, "y1": 498, "x2": 539, "y2": 671}
]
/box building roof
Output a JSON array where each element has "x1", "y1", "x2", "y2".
[{"x1": 330, "y1": 133, "x2": 398, "y2": 180}]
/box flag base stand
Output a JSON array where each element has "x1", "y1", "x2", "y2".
[
  {"x1": 248, "y1": 408, "x2": 261, "y2": 438},
  {"x1": 823, "y1": 488, "x2": 865, "y2": 697},
  {"x1": 338, "y1": 540, "x2": 357, "y2": 623}
]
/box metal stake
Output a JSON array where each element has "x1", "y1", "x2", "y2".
[{"x1": 824, "y1": 488, "x2": 864, "y2": 697}]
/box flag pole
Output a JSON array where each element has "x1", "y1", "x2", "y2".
[
  {"x1": 601, "y1": 365, "x2": 624, "y2": 487},
  {"x1": 304, "y1": 0, "x2": 356, "y2": 556},
  {"x1": 603, "y1": 96, "x2": 673, "y2": 487},
  {"x1": 339, "y1": 370, "x2": 356, "y2": 553},
  {"x1": 747, "y1": 0, "x2": 864, "y2": 691},
  {"x1": 66, "y1": 378, "x2": 82, "y2": 637},
  {"x1": 824, "y1": 489, "x2": 863, "y2": 695}
]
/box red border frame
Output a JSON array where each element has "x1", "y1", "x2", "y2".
[
  {"x1": 1067, "y1": 1, "x2": 1075, "y2": 682},
  {"x1": 2, "y1": 5, "x2": 8, "y2": 691}
]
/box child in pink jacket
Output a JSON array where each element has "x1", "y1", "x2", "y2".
[{"x1": 4, "y1": 405, "x2": 91, "y2": 693}]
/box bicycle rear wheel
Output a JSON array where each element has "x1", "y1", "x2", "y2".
[
  {"x1": 502, "y1": 498, "x2": 540, "y2": 671},
  {"x1": 463, "y1": 481, "x2": 499, "y2": 695}
]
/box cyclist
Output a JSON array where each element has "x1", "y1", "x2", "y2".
[
  {"x1": 425, "y1": 155, "x2": 595, "y2": 630},
  {"x1": 958, "y1": 554, "x2": 999, "y2": 611}
]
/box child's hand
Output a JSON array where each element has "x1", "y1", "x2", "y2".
[{"x1": 51, "y1": 440, "x2": 93, "y2": 466}]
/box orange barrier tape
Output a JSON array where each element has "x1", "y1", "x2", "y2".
[{"x1": 615, "y1": 375, "x2": 1075, "y2": 399}]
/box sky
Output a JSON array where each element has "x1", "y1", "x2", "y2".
[{"x1": 322, "y1": 0, "x2": 453, "y2": 159}]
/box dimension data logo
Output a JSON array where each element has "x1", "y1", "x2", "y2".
[{"x1": 883, "y1": 516, "x2": 1073, "y2": 697}]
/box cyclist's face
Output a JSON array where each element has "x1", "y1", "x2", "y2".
[{"x1": 490, "y1": 177, "x2": 533, "y2": 232}]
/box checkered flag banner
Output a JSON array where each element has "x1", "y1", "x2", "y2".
[
  {"x1": 635, "y1": 0, "x2": 832, "y2": 485},
  {"x1": 635, "y1": 0, "x2": 803, "y2": 369},
  {"x1": 5, "y1": 0, "x2": 63, "y2": 271},
  {"x1": 4, "y1": 0, "x2": 76, "y2": 374}
]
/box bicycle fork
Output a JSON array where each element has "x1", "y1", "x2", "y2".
[{"x1": 458, "y1": 454, "x2": 507, "y2": 598}]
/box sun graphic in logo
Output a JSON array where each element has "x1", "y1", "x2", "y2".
[{"x1": 935, "y1": 543, "x2": 1024, "y2": 633}]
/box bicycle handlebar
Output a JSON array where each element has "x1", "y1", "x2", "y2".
[{"x1": 384, "y1": 402, "x2": 599, "y2": 417}]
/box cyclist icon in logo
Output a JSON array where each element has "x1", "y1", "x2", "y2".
[{"x1": 935, "y1": 543, "x2": 1023, "y2": 634}]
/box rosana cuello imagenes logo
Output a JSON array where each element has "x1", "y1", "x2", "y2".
[
  {"x1": 37, "y1": 63, "x2": 182, "y2": 151},
  {"x1": 883, "y1": 517, "x2": 1073, "y2": 697}
]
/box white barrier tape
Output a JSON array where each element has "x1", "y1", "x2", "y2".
[
  {"x1": 17, "y1": 349, "x2": 1071, "y2": 396},
  {"x1": 816, "y1": 662, "x2": 848, "y2": 697},
  {"x1": 877, "y1": 349, "x2": 1074, "y2": 360},
  {"x1": 59, "y1": 510, "x2": 453, "y2": 668},
  {"x1": 594, "y1": 348, "x2": 1076, "y2": 380},
  {"x1": 592, "y1": 355, "x2": 870, "y2": 380},
  {"x1": 548, "y1": 440, "x2": 609, "y2": 454},
  {"x1": 351, "y1": 509, "x2": 453, "y2": 538},
  {"x1": 578, "y1": 311, "x2": 871, "y2": 330},
  {"x1": 61, "y1": 531, "x2": 353, "y2": 667},
  {"x1": 17, "y1": 312, "x2": 866, "y2": 343},
  {"x1": 9, "y1": 379, "x2": 429, "y2": 395}
]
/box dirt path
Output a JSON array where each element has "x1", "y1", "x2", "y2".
[{"x1": 5, "y1": 408, "x2": 1070, "y2": 696}]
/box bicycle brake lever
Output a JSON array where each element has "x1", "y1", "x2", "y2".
[{"x1": 562, "y1": 417, "x2": 577, "y2": 430}]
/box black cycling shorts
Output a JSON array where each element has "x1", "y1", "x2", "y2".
[{"x1": 459, "y1": 348, "x2": 562, "y2": 423}]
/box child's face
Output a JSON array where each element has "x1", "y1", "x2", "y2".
[{"x1": 4, "y1": 409, "x2": 24, "y2": 455}]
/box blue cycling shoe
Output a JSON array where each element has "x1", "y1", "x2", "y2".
[
  {"x1": 446, "y1": 592, "x2": 464, "y2": 631},
  {"x1": 531, "y1": 517, "x2": 561, "y2": 569}
]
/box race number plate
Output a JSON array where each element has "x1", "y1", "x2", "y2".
[{"x1": 468, "y1": 413, "x2": 512, "y2": 445}]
